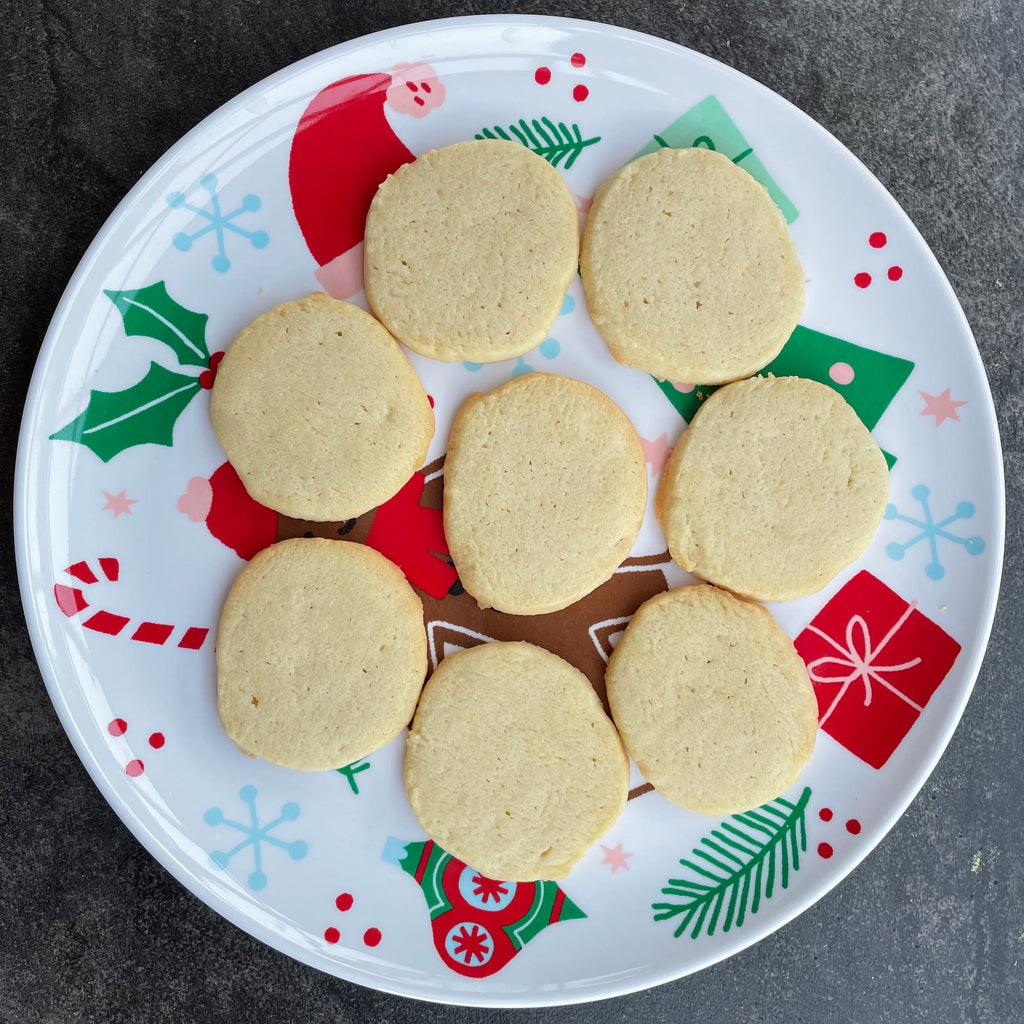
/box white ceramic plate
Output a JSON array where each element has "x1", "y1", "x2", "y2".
[{"x1": 15, "y1": 15, "x2": 1004, "y2": 1007}]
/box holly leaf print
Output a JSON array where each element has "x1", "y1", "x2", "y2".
[
  {"x1": 104, "y1": 281, "x2": 210, "y2": 368},
  {"x1": 50, "y1": 362, "x2": 203, "y2": 462}
]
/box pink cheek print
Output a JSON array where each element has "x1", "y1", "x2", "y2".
[
  {"x1": 315, "y1": 243, "x2": 365, "y2": 302},
  {"x1": 828, "y1": 361, "x2": 855, "y2": 386},
  {"x1": 177, "y1": 476, "x2": 213, "y2": 523},
  {"x1": 387, "y1": 63, "x2": 446, "y2": 118},
  {"x1": 177, "y1": 462, "x2": 278, "y2": 562},
  {"x1": 640, "y1": 433, "x2": 672, "y2": 476}
]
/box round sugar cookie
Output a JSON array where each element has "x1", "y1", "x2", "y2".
[
  {"x1": 217, "y1": 538, "x2": 427, "y2": 771},
  {"x1": 210, "y1": 292, "x2": 433, "y2": 521},
  {"x1": 364, "y1": 139, "x2": 579, "y2": 362},
  {"x1": 606, "y1": 585, "x2": 817, "y2": 815},
  {"x1": 657, "y1": 375, "x2": 889, "y2": 601},
  {"x1": 443, "y1": 373, "x2": 647, "y2": 615},
  {"x1": 404, "y1": 642, "x2": 629, "y2": 880},
  {"x1": 581, "y1": 147, "x2": 805, "y2": 385}
]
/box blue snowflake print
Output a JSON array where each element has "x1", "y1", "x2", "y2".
[
  {"x1": 204, "y1": 784, "x2": 307, "y2": 890},
  {"x1": 167, "y1": 174, "x2": 269, "y2": 273},
  {"x1": 884, "y1": 484, "x2": 985, "y2": 580}
]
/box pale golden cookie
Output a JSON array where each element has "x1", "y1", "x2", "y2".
[
  {"x1": 581, "y1": 147, "x2": 805, "y2": 385},
  {"x1": 443, "y1": 373, "x2": 647, "y2": 615},
  {"x1": 606, "y1": 585, "x2": 817, "y2": 815},
  {"x1": 210, "y1": 292, "x2": 433, "y2": 521},
  {"x1": 364, "y1": 139, "x2": 579, "y2": 362},
  {"x1": 217, "y1": 538, "x2": 427, "y2": 771},
  {"x1": 404, "y1": 642, "x2": 628, "y2": 880},
  {"x1": 657, "y1": 375, "x2": 888, "y2": 601}
]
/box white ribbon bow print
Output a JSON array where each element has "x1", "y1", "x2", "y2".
[{"x1": 806, "y1": 602, "x2": 924, "y2": 727}]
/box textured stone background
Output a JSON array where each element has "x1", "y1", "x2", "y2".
[{"x1": 1, "y1": 1, "x2": 1021, "y2": 1021}]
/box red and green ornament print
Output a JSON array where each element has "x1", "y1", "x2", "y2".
[{"x1": 382, "y1": 837, "x2": 585, "y2": 977}]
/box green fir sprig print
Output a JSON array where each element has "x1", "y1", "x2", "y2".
[
  {"x1": 653, "y1": 787, "x2": 811, "y2": 939},
  {"x1": 50, "y1": 282, "x2": 219, "y2": 462},
  {"x1": 475, "y1": 118, "x2": 600, "y2": 169}
]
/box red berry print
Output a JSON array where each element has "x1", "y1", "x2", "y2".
[
  {"x1": 817, "y1": 842, "x2": 834, "y2": 859},
  {"x1": 199, "y1": 351, "x2": 225, "y2": 390},
  {"x1": 427, "y1": 394, "x2": 434, "y2": 408},
  {"x1": 108, "y1": 717, "x2": 165, "y2": 777},
  {"x1": 846, "y1": 818, "x2": 862, "y2": 835},
  {"x1": 324, "y1": 891, "x2": 380, "y2": 948},
  {"x1": 818, "y1": 807, "x2": 833, "y2": 822},
  {"x1": 857, "y1": 232, "x2": 902, "y2": 288},
  {"x1": 534, "y1": 53, "x2": 592, "y2": 102},
  {"x1": 828, "y1": 361, "x2": 855, "y2": 386}
]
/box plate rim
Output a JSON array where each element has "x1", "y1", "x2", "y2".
[{"x1": 13, "y1": 12, "x2": 1007, "y2": 1008}]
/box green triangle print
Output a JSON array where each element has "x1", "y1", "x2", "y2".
[
  {"x1": 634, "y1": 94, "x2": 799, "y2": 223},
  {"x1": 656, "y1": 325, "x2": 913, "y2": 469}
]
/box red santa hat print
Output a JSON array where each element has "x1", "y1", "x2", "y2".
[{"x1": 288, "y1": 63, "x2": 446, "y2": 299}]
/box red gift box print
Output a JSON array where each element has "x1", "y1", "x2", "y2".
[{"x1": 794, "y1": 571, "x2": 961, "y2": 769}]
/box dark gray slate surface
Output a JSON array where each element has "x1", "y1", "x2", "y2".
[{"x1": 1, "y1": 1, "x2": 1021, "y2": 1021}]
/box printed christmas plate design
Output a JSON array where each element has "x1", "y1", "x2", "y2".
[{"x1": 15, "y1": 16, "x2": 1004, "y2": 1007}]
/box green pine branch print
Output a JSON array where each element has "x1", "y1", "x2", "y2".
[
  {"x1": 475, "y1": 118, "x2": 601, "y2": 169},
  {"x1": 653, "y1": 787, "x2": 811, "y2": 940}
]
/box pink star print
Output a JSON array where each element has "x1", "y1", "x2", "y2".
[
  {"x1": 600, "y1": 843, "x2": 634, "y2": 873},
  {"x1": 640, "y1": 433, "x2": 672, "y2": 476},
  {"x1": 919, "y1": 388, "x2": 967, "y2": 427},
  {"x1": 101, "y1": 489, "x2": 138, "y2": 519}
]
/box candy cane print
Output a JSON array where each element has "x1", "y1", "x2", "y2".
[{"x1": 53, "y1": 558, "x2": 210, "y2": 650}]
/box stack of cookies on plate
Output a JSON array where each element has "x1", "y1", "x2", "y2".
[{"x1": 210, "y1": 138, "x2": 888, "y2": 881}]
